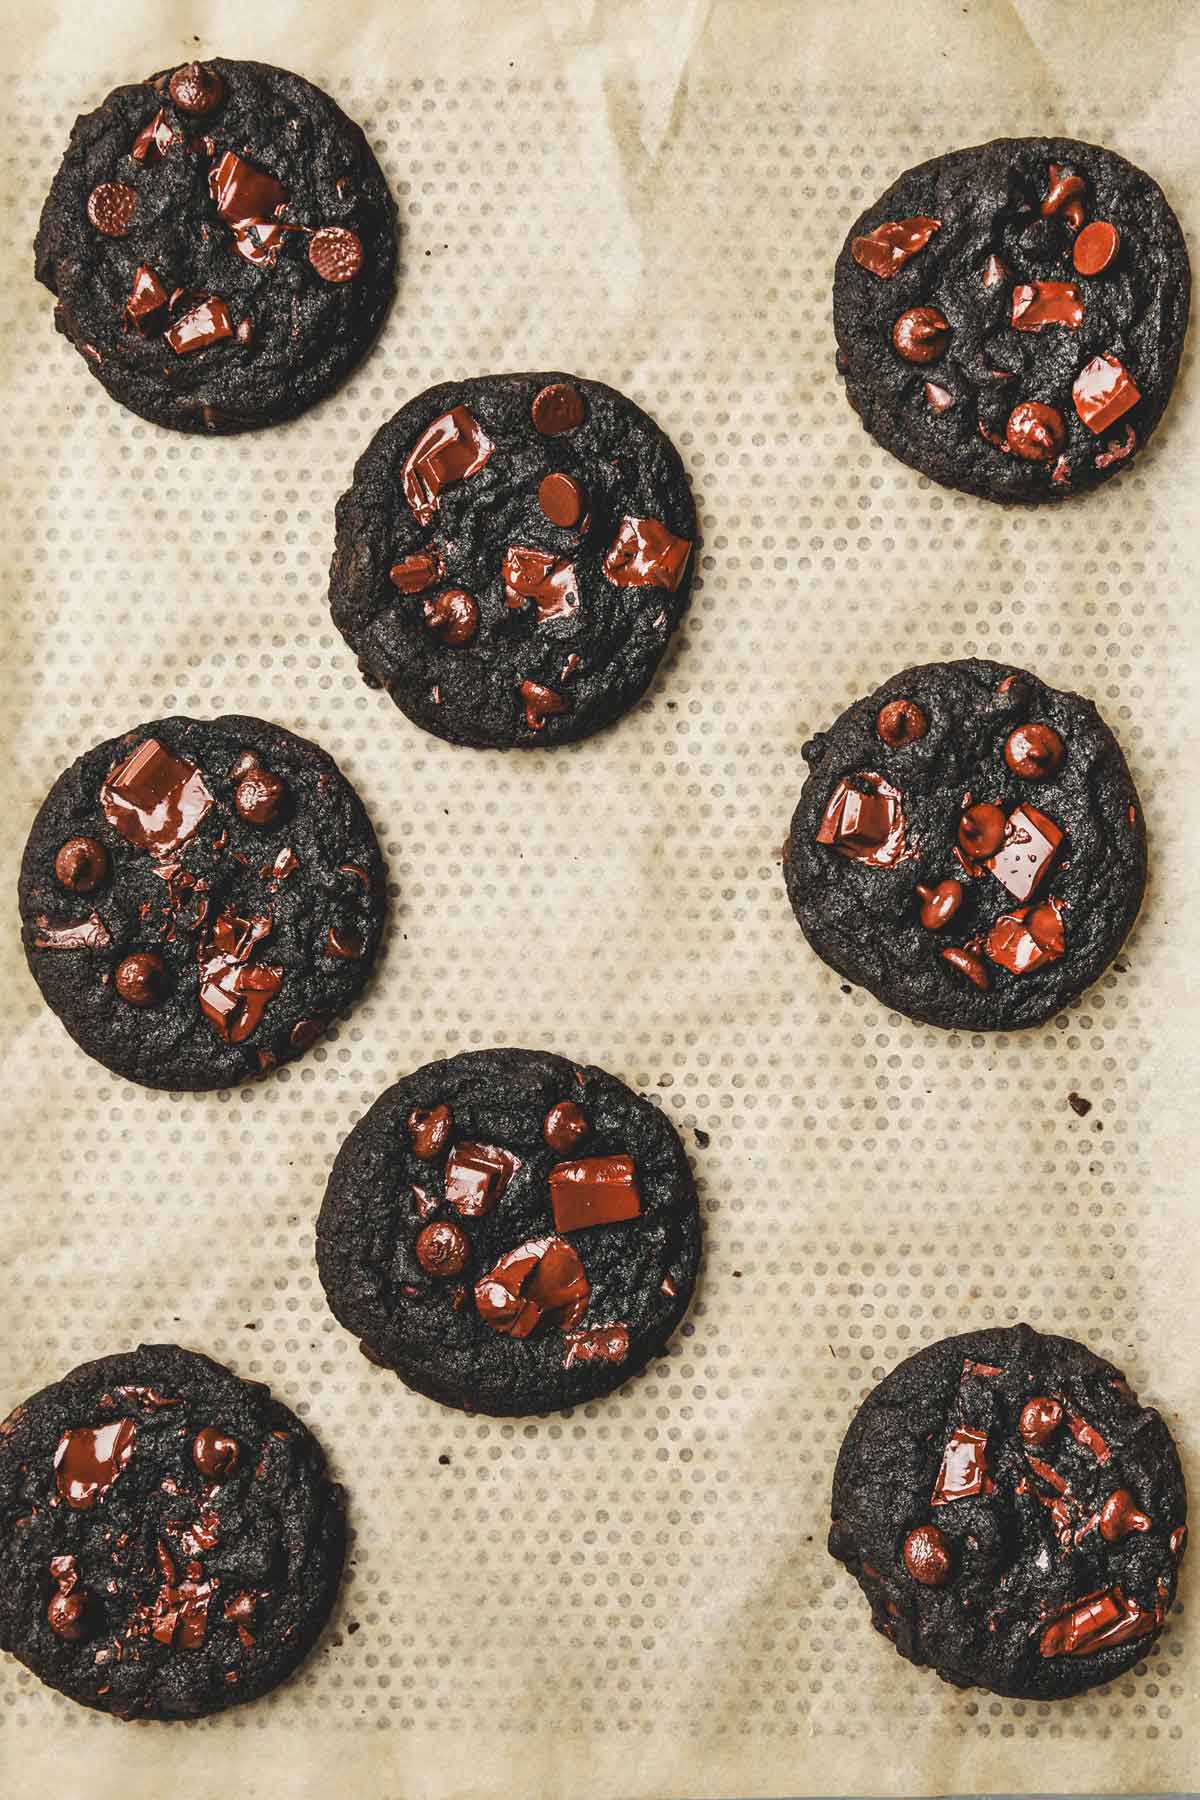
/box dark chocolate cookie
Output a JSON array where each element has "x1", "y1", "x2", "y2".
[
  {"x1": 833, "y1": 137, "x2": 1189, "y2": 501},
  {"x1": 316, "y1": 1048, "x2": 701, "y2": 1414},
  {"x1": 19, "y1": 715, "x2": 385, "y2": 1090},
  {"x1": 35, "y1": 58, "x2": 396, "y2": 433},
  {"x1": 0, "y1": 1345, "x2": 345, "y2": 1718},
  {"x1": 329, "y1": 373, "x2": 698, "y2": 748},
  {"x1": 829, "y1": 1325, "x2": 1188, "y2": 1700},
  {"x1": 783, "y1": 658, "x2": 1145, "y2": 1030}
]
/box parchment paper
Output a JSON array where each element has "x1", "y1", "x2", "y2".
[{"x1": 1, "y1": 2, "x2": 1197, "y2": 1794}]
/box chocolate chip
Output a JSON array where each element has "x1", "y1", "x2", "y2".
[
  {"x1": 902, "y1": 1524, "x2": 952, "y2": 1586},
  {"x1": 1004, "y1": 723, "x2": 1065, "y2": 779},
  {"x1": 408, "y1": 1104, "x2": 452, "y2": 1160},
  {"x1": 850, "y1": 216, "x2": 940, "y2": 277},
  {"x1": 54, "y1": 837, "x2": 109, "y2": 893},
  {"x1": 168, "y1": 62, "x2": 226, "y2": 116},
  {"x1": 875, "y1": 698, "x2": 927, "y2": 747},
  {"x1": 1005, "y1": 401, "x2": 1067, "y2": 462},
  {"x1": 941, "y1": 945, "x2": 989, "y2": 990},
  {"x1": 520, "y1": 681, "x2": 568, "y2": 730},
  {"x1": 236, "y1": 317, "x2": 254, "y2": 347},
  {"x1": 234, "y1": 767, "x2": 286, "y2": 825},
  {"x1": 531, "y1": 382, "x2": 585, "y2": 435},
  {"x1": 1073, "y1": 220, "x2": 1120, "y2": 277},
  {"x1": 891, "y1": 307, "x2": 951, "y2": 364},
  {"x1": 114, "y1": 953, "x2": 169, "y2": 1007},
  {"x1": 87, "y1": 183, "x2": 137, "y2": 238},
  {"x1": 543, "y1": 1100, "x2": 589, "y2": 1152},
  {"x1": 414, "y1": 1221, "x2": 470, "y2": 1278},
  {"x1": 47, "y1": 1589, "x2": 89, "y2": 1641},
  {"x1": 423, "y1": 588, "x2": 479, "y2": 646},
  {"x1": 192, "y1": 1427, "x2": 239, "y2": 1480},
  {"x1": 958, "y1": 802, "x2": 1006, "y2": 858},
  {"x1": 537, "y1": 472, "x2": 585, "y2": 527},
  {"x1": 308, "y1": 226, "x2": 364, "y2": 283},
  {"x1": 1019, "y1": 1396, "x2": 1063, "y2": 1447},
  {"x1": 915, "y1": 879, "x2": 963, "y2": 929}
]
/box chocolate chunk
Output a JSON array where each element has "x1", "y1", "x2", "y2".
[
  {"x1": 232, "y1": 221, "x2": 300, "y2": 268},
  {"x1": 531, "y1": 382, "x2": 585, "y2": 435},
  {"x1": 1073, "y1": 221, "x2": 1120, "y2": 276},
  {"x1": 1041, "y1": 163, "x2": 1085, "y2": 219},
  {"x1": 1040, "y1": 1587, "x2": 1156, "y2": 1659},
  {"x1": 1004, "y1": 723, "x2": 1065, "y2": 778},
  {"x1": 850, "y1": 216, "x2": 940, "y2": 277},
  {"x1": 474, "y1": 1236, "x2": 590, "y2": 1338},
  {"x1": 562, "y1": 1324, "x2": 630, "y2": 1369},
  {"x1": 208, "y1": 150, "x2": 287, "y2": 226},
  {"x1": 1011, "y1": 282, "x2": 1084, "y2": 331},
  {"x1": 87, "y1": 183, "x2": 137, "y2": 237},
  {"x1": 891, "y1": 307, "x2": 951, "y2": 363},
  {"x1": 543, "y1": 1099, "x2": 589, "y2": 1152},
  {"x1": 986, "y1": 804, "x2": 1063, "y2": 901},
  {"x1": 401, "y1": 407, "x2": 494, "y2": 526},
  {"x1": 234, "y1": 767, "x2": 287, "y2": 825},
  {"x1": 168, "y1": 63, "x2": 226, "y2": 115},
  {"x1": 520, "y1": 681, "x2": 568, "y2": 731},
  {"x1": 115, "y1": 952, "x2": 169, "y2": 1007},
  {"x1": 924, "y1": 382, "x2": 955, "y2": 412},
  {"x1": 502, "y1": 547, "x2": 580, "y2": 620},
  {"x1": 54, "y1": 837, "x2": 109, "y2": 893},
  {"x1": 916, "y1": 879, "x2": 963, "y2": 929},
  {"x1": 875, "y1": 698, "x2": 927, "y2": 746},
  {"x1": 602, "y1": 517, "x2": 692, "y2": 591},
  {"x1": 1005, "y1": 401, "x2": 1066, "y2": 462},
  {"x1": 1073, "y1": 354, "x2": 1140, "y2": 433},
  {"x1": 537, "y1": 472, "x2": 585, "y2": 527},
  {"x1": 54, "y1": 1419, "x2": 137, "y2": 1509},
  {"x1": 32, "y1": 914, "x2": 111, "y2": 951},
  {"x1": 816, "y1": 773, "x2": 909, "y2": 867},
  {"x1": 389, "y1": 551, "x2": 442, "y2": 594},
  {"x1": 982, "y1": 254, "x2": 1013, "y2": 288},
  {"x1": 308, "y1": 226, "x2": 364, "y2": 283},
  {"x1": 931, "y1": 1425, "x2": 992, "y2": 1504},
  {"x1": 414, "y1": 1221, "x2": 470, "y2": 1278},
  {"x1": 549, "y1": 1154, "x2": 641, "y2": 1232},
  {"x1": 131, "y1": 109, "x2": 175, "y2": 163},
  {"x1": 423, "y1": 588, "x2": 479, "y2": 645},
  {"x1": 165, "y1": 296, "x2": 234, "y2": 355},
  {"x1": 1099, "y1": 1489, "x2": 1152, "y2": 1543},
  {"x1": 192, "y1": 1427, "x2": 239, "y2": 1480},
  {"x1": 408, "y1": 1105, "x2": 452, "y2": 1160},
  {"x1": 985, "y1": 899, "x2": 1065, "y2": 974},
  {"x1": 123, "y1": 266, "x2": 170, "y2": 335},
  {"x1": 902, "y1": 1524, "x2": 952, "y2": 1586},
  {"x1": 197, "y1": 911, "x2": 283, "y2": 1042},
  {"x1": 444, "y1": 1142, "x2": 520, "y2": 1216}
]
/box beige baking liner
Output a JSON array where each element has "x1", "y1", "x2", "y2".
[{"x1": 0, "y1": 1, "x2": 1196, "y2": 1794}]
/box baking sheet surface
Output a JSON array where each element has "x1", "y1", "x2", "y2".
[{"x1": 0, "y1": 2, "x2": 1197, "y2": 1794}]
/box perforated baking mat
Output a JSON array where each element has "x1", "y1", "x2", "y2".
[{"x1": 1, "y1": 1, "x2": 1197, "y2": 1795}]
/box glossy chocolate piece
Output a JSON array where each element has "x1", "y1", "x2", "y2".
[
  {"x1": 520, "y1": 681, "x2": 568, "y2": 731},
  {"x1": 54, "y1": 1418, "x2": 137, "y2": 1509},
  {"x1": 851, "y1": 216, "x2": 940, "y2": 277},
  {"x1": 389, "y1": 551, "x2": 442, "y2": 594},
  {"x1": 941, "y1": 945, "x2": 989, "y2": 990},
  {"x1": 54, "y1": 836, "x2": 109, "y2": 893},
  {"x1": 931, "y1": 1425, "x2": 992, "y2": 1504},
  {"x1": 401, "y1": 407, "x2": 495, "y2": 526},
  {"x1": 548, "y1": 1154, "x2": 642, "y2": 1233},
  {"x1": 1040, "y1": 1587, "x2": 1157, "y2": 1659},
  {"x1": 197, "y1": 910, "x2": 283, "y2": 1042},
  {"x1": 1073, "y1": 221, "x2": 1120, "y2": 276},
  {"x1": 131, "y1": 110, "x2": 175, "y2": 163},
  {"x1": 32, "y1": 913, "x2": 111, "y2": 951},
  {"x1": 531, "y1": 382, "x2": 584, "y2": 435},
  {"x1": 1019, "y1": 1397, "x2": 1064, "y2": 1447},
  {"x1": 876, "y1": 698, "x2": 927, "y2": 747},
  {"x1": 958, "y1": 801, "x2": 1006, "y2": 859},
  {"x1": 444, "y1": 1142, "x2": 521, "y2": 1217},
  {"x1": 47, "y1": 1554, "x2": 91, "y2": 1641},
  {"x1": 115, "y1": 952, "x2": 169, "y2": 1007},
  {"x1": 165, "y1": 296, "x2": 234, "y2": 355},
  {"x1": 986, "y1": 804, "x2": 1063, "y2": 901},
  {"x1": 891, "y1": 307, "x2": 951, "y2": 363},
  {"x1": 563, "y1": 1324, "x2": 630, "y2": 1369},
  {"x1": 982, "y1": 253, "x2": 1013, "y2": 288},
  {"x1": 502, "y1": 546, "x2": 579, "y2": 620},
  {"x1": 408, "y1": 1104, "x2": 452, "y2": 1160},
  {"x1": 1011, "y1": 282, "x2": 1084, "y2": 331},
  {"x1": 474, "y1": 1235, "x2": 590, "y2": 1338},
  {"x1": 309, "y1": 226, "x2": 364, "y2": 283},
  {"x1": 1099, "y1": 1489, "x2": 1152, "y2": 1543},
  {"x1": 1005, "y1": 401, "x2": 1067, "y2": 462},
  {"x1": 324, "y1": 926, "x2": 363, "y2": 960},
  {"x1": 602, "y1": 516, "x2": 692, "y2": 591},
  {"x1": 1004, "y1": 723, "x2": 1065, "y2": 778},
  {"x1": 924, "y1": 381, "x2": 955, "y2": 412},
  {"x1": 816, "y1": 773, "x2": 910, "y2": 868},
  {"x1": 903, "y1": 1524, "x2": 952, "y2": 1586},
  {"x1": 916, "y1": 879, "x2": 963, "y2": 929},
  {"x1": 538, "y1": 472, "x2": 585, "y2": 527},
  {"x1": 1041, "y1": 164, "x2": 1085, "y2": 217},
  {"x1": 169, "y1": 63, "x2": 225, "y2": 115},
  {"x1": 543, "y1": 1099, "x2": 589, "y2": 1151},
  {"x1": 415, "y1": 1220, "x2": 470, "y2": 1277},
  {"x1": 192, "y1": 1426, "x2": 240, "y2": 1479},
  {"x1": 208, "y1": 150, "x2": 287, "y2": 226},
  {"x1": 424, "y1": 588, "x2": 479, "y2": 645},
  {"x1": 1073, "y1": 354, "x2": 1140, "y2": 433},
  {"x1": 123, "y1": 265, "x2": 170, "y2": 334},
  {"x1": 87, "y1": 182, "x2": 136, "y2": 237},
  {"x1": 234, "y1": 767, "x2": 286, "y2": 825},
  {"x1": 985, "y1": 898, "x2": 1065, "y2": 974}
]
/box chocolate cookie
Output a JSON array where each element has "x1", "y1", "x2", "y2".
[
  {"x1": 316, "y1": 1049, "x2": 701, "y2": 1413},
  {"x1": 19, "y1": 715, "x2": 385, "y2": 1089},
  {"x1": 783, "y1": 659, "x2": 1145, "y2": 1030},
  {"x1": 833, "y1": 137, "x2": 1189, "y2": 501},
  {"x1": 0, "y1": 1345, "x2": 345, "y2": 1718},
  {"x1": 329, "y1": 373, "x2": 697, "y2": 747},
  {"x1": 829, "y1": 1325, "x2": 1188, "y2": 1700},
  {"x1": 35, "y1": 58, "x2": 396, "y2": 433}
]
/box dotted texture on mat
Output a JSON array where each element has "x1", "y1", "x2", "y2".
[{"x1": 0, "y1": 62, "x2": 1197, "y2": 1796}]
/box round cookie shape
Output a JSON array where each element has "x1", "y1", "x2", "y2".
[
  {"x1": 783, "y1": 658, "x2": 1146, "y2": 1031},
  {"x1": 833, "y1": 137, "x2": 1189, "y2": 501},
  {"x1": 19, "y1": 715, "x2": 385, "y2": 1090},
  {"x1": 0, "y1": 1346, "x2": 345, "y2": 1718},
  {"x1": 34, "y1": 58, "x2": 397, "y2": 433},
  {"x1": 828, "y1": 1326, "x2": 1187, "y2": 1699},
  {"x1": 316, "y1": 1048, "x2": 701, "y2": 1414},
  {"x1": 328, "y1": 373, "x2": 698, "y2": 748}
]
